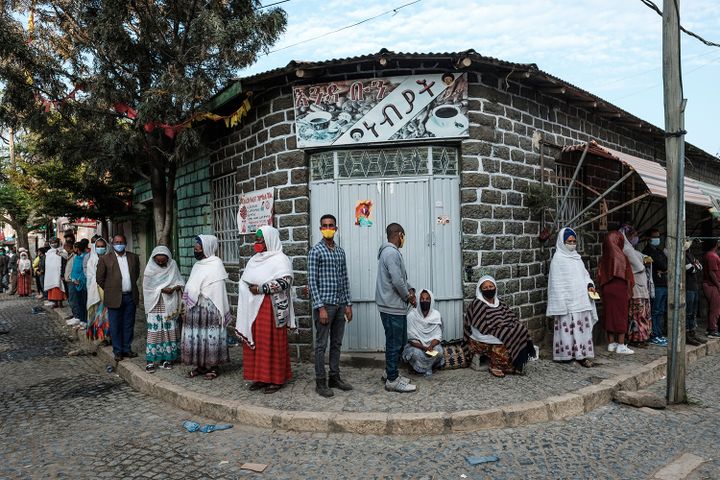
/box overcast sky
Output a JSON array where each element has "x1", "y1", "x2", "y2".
[{"x1": 243, "y1": 0, "x2": 720, "y2": 157}]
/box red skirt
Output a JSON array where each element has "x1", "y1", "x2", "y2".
[
  {"x1": 48, "y1": 287, "x2": 66, "y2": 301},
  {"x1": 243, "y1": 296, "x2": 292, "y2": 385},
  {"x1": 18, "y1": 272, "x2": 33, "y2": 296},
  {"x1": 602, "y1": 278, "x2": 629, "y2": 334}
]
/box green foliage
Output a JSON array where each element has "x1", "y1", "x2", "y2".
[
  {"x1": 1, "y1": 1, "x2": 287, "y2": 243},
  {"x1": 524, "y1": 183, "x2": 555, "y2": 219}
]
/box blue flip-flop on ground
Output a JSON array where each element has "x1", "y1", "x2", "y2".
[{"x1": 182, "y1": 420, "x2": 201, "y2": 432}]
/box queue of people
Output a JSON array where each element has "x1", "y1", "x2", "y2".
[{"x1": 4, "y1": 219, "x2": 718, "y2": 399}]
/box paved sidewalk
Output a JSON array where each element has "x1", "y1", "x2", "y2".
[{"x1": 51, "y1": 300, "x2": 719, "y2": 434}]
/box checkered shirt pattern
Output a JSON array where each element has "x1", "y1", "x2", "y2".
[{"x1": 308, "y1": 240, "x2": 351, "y2": 310}]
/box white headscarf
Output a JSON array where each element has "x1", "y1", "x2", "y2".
[
  {"x1": 86, "y1": 238, "x2": 103, "y2": 309},
  {"x1": 143, "y1": 246, "x2": 185, "y2": 314},
  {"x1": 43, "y1": 247, "x2": 65, "y2": 293},
  {"x1": 406, "y1": 289, "x2": 442, "y2": 345},
  {"x1": 235, "y1": 226, "x2": 295, "y2": 347},
  {"x1": 546, "y1": 227, "x2": 597, "y2": 322},
  {"x1": 183, "y1": 235, "x2": 231, "y2": 326},
  {"x1": 475, "y1": 275, "x2": 500, "y2": 307},
  {"x1": 18, "y1": 252, "x2": 31, "y2": 272}
]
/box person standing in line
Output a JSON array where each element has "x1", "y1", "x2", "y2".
[
  {"x1": 44, "y1": 238, "x2": 66, "y2": 308},
  {"x1": 237, "y1": 227, "x2": 295, "y2": 393},
  {"x1": 376, "y1": 223, "x2": 417, "y2": 393},
  {"x1": 684, "y1": 240, "x2": 706, "y2": 345},
  {"x1": 16, "y1": 251, "x2": 33, "y2": 297},
  {"x1": 69, "y1": 239, "x2": 89, "y2": 326},
  {"x1": 96, "y1": 234, "x2": 141, "y2": 362},
  {"x1": 143, "y1": 246, "x2": 184, "y2": 373},
  {"x1": 546, "y1": 227, "x2": 598, "y2": 367},
  {"x1": 32, "y1": 248, "x2": 45, "y2": 299},
  {"x1": 703, "y1": 239, "x2": 720, "y2": 338},
  {"x1": 621, "y1": 226, "x2": 653, "y2": 349},
  {"x1": 61, "y1": 238, "x2": 76, "y2": 322},
  {"x1": 0, "y1": 249, "x2": 8, "y2": 293},
  {"x1": 7, "y1": 246, "x2": 18, "y2": 295},
  {"x1": 598, "y1": 230, "x2": 635, "y2": 355},
  {"x1": 181, "y1": 235, "x2": 232, "y2": 380},
  {"x1": 86, "y1": 238, "x2": 111, "y2": 343},
  {"x1": 307, "y1": 214, "x2": 353, "y2": 398},
  {"x1": 643, "y1": 228, "x2": 669, "y2": 346}
]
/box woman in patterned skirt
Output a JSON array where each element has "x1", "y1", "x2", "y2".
[
  {"x1": 17, "y1": 252, "x2": 33, "y2": 297},
  {"x1": 86, "y1": 238, "x2": 111, "y2": 343},
  {"x1": 546, "y1": 227, "x2": 598, "y2": 367},
  {"x1": 236, "y1": 226, "x2": 296, "y2": 394},
  {"x1": 143, "y1": 246, "x2": 184, "y2": 373},
  {"x1": 181, "y1": 235, "x2": 231, "y2": 380},
  {"x1": 620, "y1": 226, "x2": 652, "y2": 348}
]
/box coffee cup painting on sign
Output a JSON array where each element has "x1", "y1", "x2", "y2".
[{"x1": 426, "y1": 104, "x2": 469, "y2": 137}]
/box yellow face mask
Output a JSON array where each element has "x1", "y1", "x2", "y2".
[
  {"x1": 399, "y1": 233, "x2": 405, "y2": 248},
  {"x1": 321, "y1": 228, "x2": 336, "y2": 240}
]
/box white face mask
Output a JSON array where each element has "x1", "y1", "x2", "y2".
[{"x1": 565, "y1": 244, "x2": 577, "y2": 252}]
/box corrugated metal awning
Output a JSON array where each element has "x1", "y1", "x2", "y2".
[{"x1": 562, "y1": 141, "x2": 714, "y2": 208}]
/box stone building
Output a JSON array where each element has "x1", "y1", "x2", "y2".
[{"x1": 134, "y1": 50, "x2": 720, "y2": 359}]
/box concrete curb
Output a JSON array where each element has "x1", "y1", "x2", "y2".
[{"x1": 59, "y1": 311, "x2": 718, "y2": 435}]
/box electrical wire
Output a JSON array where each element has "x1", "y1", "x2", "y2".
[
  {"x1": 639, "y1": 0, "x2": 720, "y2": 48},
  {"x1": 265, "y1": 0, "x2": 423, "y2": 55},
  {"x1": 259, "y1": 0, "x2": 291, "y2": 8}
]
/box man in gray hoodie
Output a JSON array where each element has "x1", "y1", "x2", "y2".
[{"x1": 376, "y1": 223, "x2": 417, "y2": 393}]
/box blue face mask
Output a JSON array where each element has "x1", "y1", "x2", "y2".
[
  {"x1": 96, "y1": 247, "x2": 107, "y2": 255},
  {"x1": 113, "y1": 244, "x2": 126, "y2": 253},
  {"x1": 649, "y1": 238, "x2": 661, "y2": 247}
]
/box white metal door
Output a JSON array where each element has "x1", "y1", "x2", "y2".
[{"x1": 309, "y1": 176, "x2": 462, "y2": 351}]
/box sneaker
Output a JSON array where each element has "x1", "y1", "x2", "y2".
[
  {"x1": 607, "y1": 342, "x2": 618, "y2": 352},
  {"x1": 649, "y1": 337, "x2": 668, "y2": 346},
  {"x1": 385, "y1": 376, "x2": 417, "y2": 393},
  {"x1": 615, "y1": 344, "x2": 635, "y2": 355},
  {"x1": 706, "y1": 331, "x2": 720, "y2": 338},
  {"x1": 65, "y1": 318, "x2": 80, "y2": 326},
  {"x1": 43, "y1": 301, "x2": 54, "y2": 307},
  {"x1": 380, "y1": 372, "x2": 410, "y2": 384}
]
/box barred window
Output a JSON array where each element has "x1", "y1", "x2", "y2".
[
  {"x1": 555, "y1": 163, "x2": 585, "y2": 242},
  {"x1": 211, "y1": 173, "x2": 239, "y2": 264},
  {"x1": 310, "y1": 146, "x2": 458, "y2": 181}
]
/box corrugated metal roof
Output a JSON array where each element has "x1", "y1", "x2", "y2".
[{"x1": 563, "y1": 141, "x2": 713, "y2": 208}]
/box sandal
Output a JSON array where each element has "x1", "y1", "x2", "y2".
[
  {"x1": 489, "y1": 367, "x2": 505, "y2": 378},
  {"x1": 578, "y1": 359, "x2": 594, "y2": 368},
  {"x1": 160, "y1": 361, "x2": 173, "y2": 370},
  {"x1": 204, "y1": 370, "x2": 218, "y2": 380},
  {"x1": 186, "y1": 368, "x2": 206, "y2": 378},
  {"x1": 249, "y1": 382, "x2": 268, "y2": 391},
  {"x1": 145, "y1": 363, "x2": 156, "y2": 373},
  {"x1": 263, "y1": 384, "x2": 282, "y2": 394}
]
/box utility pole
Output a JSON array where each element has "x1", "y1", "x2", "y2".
[{"x1": 663, "y1": 0, "x2": 687, "y2": 403}]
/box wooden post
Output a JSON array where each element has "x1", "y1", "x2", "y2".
[{"x1": 663, "y1": 0, "x2": 687, "y2": 403}]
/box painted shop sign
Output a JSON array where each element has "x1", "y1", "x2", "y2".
[
  {"x1": 293, "y1": 73, "x2": 469, "y2": 148},
  {"x1": 237, "y1": 187, "x2": 274, "y2": 234}
]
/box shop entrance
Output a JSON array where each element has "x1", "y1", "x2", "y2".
[{"x1": 309, "y1": 146, "x2": 463, "y2": 352}]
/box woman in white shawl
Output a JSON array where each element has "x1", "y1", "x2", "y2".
[
  {"x1": 236, "y1": 226, "x2": 295, "y2": 394},
  {"x1": 44, "y1": 237, "x2": 66, "y2": 308},
  {"x1": 17, "y1": 252, "x2": 33, "y2": 297},
  {"x1": 401, "y1": 289, "x2": 444, "y2": 376},
  {"x1": 619, "y1": 225, "x2": 652, "y2": 348},
  {"x1": 143, "y1": 246, "x2": 185, "y2": 373},
  {"x1": 181, "y1": 235, "x2": 231, "y2": 380},
  {"x1": 86, "y1": 238, "x2": 111, "y2": 343},
  {"x1": 546, "y1": 227, "x2": 598, "y2": 367}
]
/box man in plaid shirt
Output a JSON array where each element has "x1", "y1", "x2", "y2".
[{"x1": 308, "y1": 214, "x2": 353, "y2": 398}]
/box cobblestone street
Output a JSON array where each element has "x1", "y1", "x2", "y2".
[{"x1": 1, "y1": 297, "x2": 719, "y2": 479}]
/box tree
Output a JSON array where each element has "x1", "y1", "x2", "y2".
[
  {"x1": 0, "y1": 1, "x2": 287, "y2": 245},
  {"x1": 0, "y1": 131, "x2": 35, "y2": 251}
]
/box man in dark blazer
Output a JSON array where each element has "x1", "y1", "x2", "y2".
[{"x1": 96, "y1": 234, "x2": 140, "y2": 362}]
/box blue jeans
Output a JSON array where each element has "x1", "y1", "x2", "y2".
[
  {"x1": 686, "y1": 289, "x2": 699, "y2": 331},
  {"x1": 651, "y1": 286, "x2": 668, "y2": 338},
  {"x1": 380, "y1": 312, "x2": 407, "y2": 382},
  {"x1": 313, "y1": 304, "x2": 347, "y2": 380},
  {"x1": 69, "y1": 287, "x2": 87, "y2": 323},
  {"x1": 108, "y1": 293, "x2": 136, "y2": 355}
]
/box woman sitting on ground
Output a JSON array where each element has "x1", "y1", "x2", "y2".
[
  {"x1": 402, "y1": 289, "x2": 444, "y2": 376},
  {"x1": 463, "y1": 275, "x2": 536, "y2": 377}
]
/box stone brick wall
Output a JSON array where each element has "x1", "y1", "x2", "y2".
[
  {"x1": 207, "y1": 62, "x2": 719, "y2": 351},
  {"x1": 207, "y1": 86, "x2": 311, "y2": 360}
]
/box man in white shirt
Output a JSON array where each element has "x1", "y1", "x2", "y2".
[{"x1": 96, "y1": 234, "x2": 140, "y2": 362}]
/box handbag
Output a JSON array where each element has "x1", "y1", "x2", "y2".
[{"x1": 441, "y1": 339, "x2": 468, "y2": 369}]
